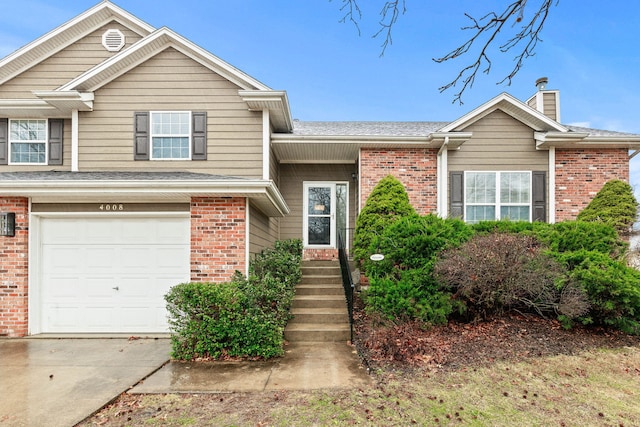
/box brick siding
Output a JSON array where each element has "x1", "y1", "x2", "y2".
[
  {"x1": 360, "y1": 148, "x2": 438, "y2": 215},
  {"x1": 555, "y1": 148, "x2": 630, "y2": 221},
  {"x1": 190, "y1": 197, "x2": 247, "y2": 282},
  {"x1": 0, "y1": 197, "x2": 29, "y2": 337}
]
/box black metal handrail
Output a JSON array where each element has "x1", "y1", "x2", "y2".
[{"x1": 337, "y1": 229, "x2": 354, "y2": 342}]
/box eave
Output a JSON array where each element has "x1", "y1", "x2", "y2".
[
  {"x1": 0, "y1": 178, "x2": 289, "y2": 217},
  {"x1": 535, "y1": 131, "x2": 640, "y2": 149},
  {"x1": 271, "y1": 132, "x2": 472, "y2": 163},
  {"x1": 59, "y1": 28, "x2": 270, "y2": 93},
  {"x1": 0, "y1": 1, "x2": 154, "y2": 85},
  {"x1": 240, "y1": 90, "x2": 293, "y2": 133}
]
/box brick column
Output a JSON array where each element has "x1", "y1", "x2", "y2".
[
  {"x1": 360, "y1": 148, "x2": 438, "y2": 215},
  {"x1": 555, "y1": 148, "x2": 629, "y2": 221},
  {"x1": 0, "y1": 197, "x2": 29, "y2": 337},
  {"x1": 190, "y1": 197, "x2": 247, "y2": 282}
]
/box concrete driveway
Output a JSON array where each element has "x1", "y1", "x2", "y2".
[{"x1": 0, "y1": 337, "x2": 170, "y2": 427}]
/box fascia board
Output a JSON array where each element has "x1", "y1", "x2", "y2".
[
  {"x1": 0, "y1": 2, "x2": 155, "y2": 85},
  {"x1": 0, "y1": 179, "x2": 290, "y2": 217},
  {"x1": 439, "y1": 93, "x2": 567, "y2": 133},
  {"x1": 60, "y1": 28, "x2": 270, "y2": 93},
  {"x1": 240, "y1": 90, "x2": 293, "y2": 132},
  {"x1": 535, "y1": 131, "x2": 640, "y2": 149}
]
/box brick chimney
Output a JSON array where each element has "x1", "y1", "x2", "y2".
[{"x1": 526, "y1": 77, "x2": 561, "y2": 122}]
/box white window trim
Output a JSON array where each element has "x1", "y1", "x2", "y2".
[
  {"x1": 149, "y1": 111, "x2": 192, "y2": 160},
  {"x1": 8, "y1": 118, "x2": 48, "y2": 165},
  {"x1": 464, "y1": 171, "x2": 532, "y2": 222}
]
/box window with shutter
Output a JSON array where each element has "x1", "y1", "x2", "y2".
[
  {"x1": 135, "y1": 111, "x2": 206, "y2": 161},
  {"x1": 452, "y1": 171, "x2": 545, "y2": 223}
]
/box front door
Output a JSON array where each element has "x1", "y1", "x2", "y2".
[{"x1": 303, "y1": 182, "x2": 348, "y2": 248}]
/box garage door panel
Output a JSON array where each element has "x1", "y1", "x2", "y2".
[{"x1": 39, "y1": 216, "x2": 190, "y2": 334}]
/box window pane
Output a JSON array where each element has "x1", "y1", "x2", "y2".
[
  {"x1": 466, "y1": 172, "x2": 496, "y2": 203},
  {"x1": 308, "y1": 217, "x2": 331, "y2": 245},
  {"x1": 501, "y1": 173, "x2": 530, "y2": 203},
  {"x1": 466, "y1": 205, "x2": 496, "y2": 224},
  {"x1": 501, "y1": 206, "x2": 530, "y2": 221},
  {"x1": 10, "y1": 142, "x2": 45, "y2": 163},
  {"x1": 308, "y1": 187, "x2": 332, "y2": 215},
  {"x1": 151, "y1": 137, "x2": 189, "y2": 159}
]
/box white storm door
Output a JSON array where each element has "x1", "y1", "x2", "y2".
[{"x1": 303, "y1": 183, "x2": 336, "y2": 248}]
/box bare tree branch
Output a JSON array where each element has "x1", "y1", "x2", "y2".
[
  {"x1": 335, "y1": 0, "x2": 363, "y2": 35},
  {"x1": 333, "y1": 1, "x2": 558, "y2": 103},
  {"x1": 373, "y1": 0, "x2": 407, "y2": 56},
  {"x1": 434, "y1": 0, "x2": 558, "y2": 104}
]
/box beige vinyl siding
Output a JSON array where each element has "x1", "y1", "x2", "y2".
[
  {"x1": 77, "y1": 48, "x2": 263, "y2": 176},
  {"x1": 527, "y1": 96, "x2": 537, "y2": 110},
  {"x1": 542, "y1": 92, "x2": 558, "y2": 121},
  {"x1": 269, "y1": 147, "x2": 279, "y2": 184},
  {"x1": 249, "y1": 204, "x2": 279, "y2": 257},
  {"x1": 448, "y1": 110, "x2": 548, "y2": 171},
  {"x1": 0, "y1": 22, "x2": 143, "y2": 99},
  {"x1": 279, "y1": 164, "x2": 357, "y2": 243}
]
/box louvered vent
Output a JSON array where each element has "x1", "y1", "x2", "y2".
[{"x1": 102, "y1": 29, "x2": 125, "y2": 52}]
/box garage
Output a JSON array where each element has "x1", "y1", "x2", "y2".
[{"x1": 38, "y1": 216, "x2": 190, "y2": 334}]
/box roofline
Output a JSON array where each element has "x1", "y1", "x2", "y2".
[
  {"x1": 0, "y1": 1, "x2": 155, "y2": 85},
  {"x1": 438, "y1": 92, "x2": 568, "y2": 133},
  {"x1": 59, "y1": 27, "x2": 270, "y2": 92},
  {"x1": 0, "y1": 178, "x2": 289, "y2": 217},
  {"x1": 535, "y1": 131, "x2": 640, "y2": 149}
]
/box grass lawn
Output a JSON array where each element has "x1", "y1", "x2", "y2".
[{"x1": 83, "y1": 344, "x2": 640, "y2": 426}]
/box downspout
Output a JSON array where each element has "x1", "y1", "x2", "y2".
[
  {"x1": 549, "y1": 146, "x2": 556, "y2": 223},
  {"x1": 71, "y1": 109, "x2": 79, "y2": 172},
  {"x1": 262, "y1": 110, "x2": 270, "y2": 180},
  {"x1": 245, "y1": 197, "x2": 250, "y2": 277},
  {"x1": 437, "y1": 137, "x2": 449, "y2": 217}
]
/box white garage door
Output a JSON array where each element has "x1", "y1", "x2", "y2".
[{"x1": 39, "y1": 216, "x2": 190, "y2": 333}]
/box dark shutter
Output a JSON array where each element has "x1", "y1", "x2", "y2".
[
  {"x1": 191, "y1": 112, "x2": 207, "y2": 160},
  {"x1": 0, "y1": 118, "x2": 7, "y2": 165},
  {"x1": 449, "y1": 171, "x2": 464, "y2": 219},
  {"x1": 48, "y1": 119, "x2": 64, "y2": 165},
  {"x1": 134, "y1": 112, "x2": 149, "y2": 160},
  {"x1": 532, "y1": 171, "x2": 546, "y2": 222}
]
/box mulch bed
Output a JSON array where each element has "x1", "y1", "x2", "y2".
[{"x1": 352, "y1": 295, "x2": 640, "y2": 373}]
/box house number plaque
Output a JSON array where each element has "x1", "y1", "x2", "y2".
[{"x1": 98, "y1": 204, "x2": 125, "y2": 211}]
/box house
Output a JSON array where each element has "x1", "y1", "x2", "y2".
[{"x1": 1, "y1": 2, "x2": 639, "y2": 337}]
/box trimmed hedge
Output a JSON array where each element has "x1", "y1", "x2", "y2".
[{"x1": 165, "y1": 239, "x2": 302, "y2": 360}]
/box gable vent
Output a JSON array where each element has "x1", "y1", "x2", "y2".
[{"x1": 102, "y1": 29, "x2": 125, "y2": 52}]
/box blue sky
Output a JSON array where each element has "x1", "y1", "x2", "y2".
[{"x1": 1, "y1": 0, "x2": 639, "y2": 197}]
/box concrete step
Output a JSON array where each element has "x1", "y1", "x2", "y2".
[
  {"x1": 301, "y1": 266, "x2": 341, "y2": 276},
  {"x1": 300, "y1": 274, "x2": 342, "y2": 285},
  {"x1": 291, "y1": 295, "x2": 346, "y2": 309},
  {"x1": 295, "y1": 284, "x2": 344, "y2": 296},
  {"x1": 301, "y1": 260, "x2": 340, "y2": 268},
  {"x1": 284, "y1": 323, "x2": 351, "y2": 342},
  {"x1": 290, "y1": 307, "x2": 349, "y2": 323}
]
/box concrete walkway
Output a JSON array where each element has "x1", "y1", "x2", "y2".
[
  {"x1": 0, "y1": 337, "x2": 170, "y2": 427},
  {"x1": 132, "y1": 341, "x2": 372, "y2": 393},
  {"x1": 0, "y1": 338, "x2": 371, "y2": 426}
]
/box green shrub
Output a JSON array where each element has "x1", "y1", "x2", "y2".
[
  {"x1": 556, "y1": 250, "x2": 640, "y2": 334},
  {"x1": 362, "y1": 215, "x2": 472, "y2": 324},
  {"x1": 535, "y1": 221, "x2": 626, "y2": 257},
  {"x1": 365, "y1": 214, "x2": 472, "y2": 279},
  {"x1": 165, "y1": 239, "x2": 302, "y2": 360},
  {"x1": 577, "y1": 179, "x2": 638, "y2": 233},
  {"x1": 353, "y1": 175, "x2": 415, "y2": 267},
  {"x1": 434, "y1": 233, "x2": 589, "y2": 321},
  {"x1": 364, "y1": 268, "x2": 455, "y2": 324}
]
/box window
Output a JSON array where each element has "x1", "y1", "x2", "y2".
[
  {"x1": 465, "y1": 171, "x2": 531, "y2": 223},
  {"x1": 150, "y1": 112, "x2": 191, "y2": 160},
  {"x1": 9, "y1": 119, "x2": 47, "y2": 164}
]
